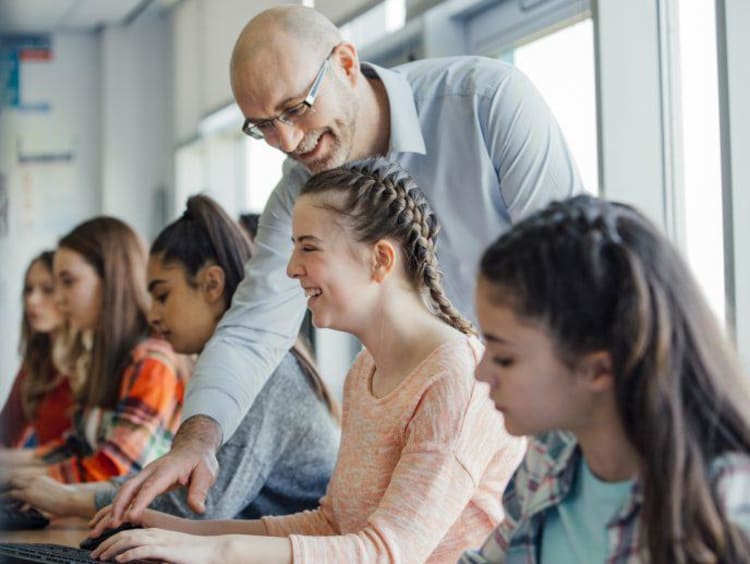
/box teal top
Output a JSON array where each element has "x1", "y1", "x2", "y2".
[{"x1": 540, "y1": 456, "x2": 633, "y2": 563}]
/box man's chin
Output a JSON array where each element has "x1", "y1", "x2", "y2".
[
  {"x1": 297, "y1": 151, "x2": 347, "y2": 174},
  {"x1": 291, "y1": 136, "x2": 350, "y2": 173}
]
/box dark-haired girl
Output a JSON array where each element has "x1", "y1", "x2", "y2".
[
  {"x1": 10, "y1": 195, "x2": 340, "y2": 521},
  {"x1": 462, "y1": 194, "x2": 750, "y2": 563},
  {"x1": 1, "y1": 252, "x2": 75, "y2": 448},
  {"x1": 6, "y1": 218, "x2": 185, "y2": 485},
  {"x1": 89, "y1": 158, "x2": 524, "y2": 564}
]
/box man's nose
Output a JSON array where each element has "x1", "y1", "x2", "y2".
[{"x1": 274, "y1": 121, "x2": 304, "y2": 153}]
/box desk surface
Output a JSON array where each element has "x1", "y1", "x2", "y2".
[{"x1": 0, "y1": 517, "x2": 88, "y2": 547}]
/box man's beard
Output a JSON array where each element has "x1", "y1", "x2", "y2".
[{"x1": 290, "y1": 98, "x2": 358, "y2": 173}]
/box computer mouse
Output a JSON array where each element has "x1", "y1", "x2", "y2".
[{"x1": 79, "y1": 522, "x2": 142, "y2": 551}]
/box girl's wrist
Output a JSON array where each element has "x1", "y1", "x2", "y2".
[{"x1": 69, "y1": 489, "x2": 96, "y2": 518}]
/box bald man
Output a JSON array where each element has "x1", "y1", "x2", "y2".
[{"x1": 112, "y1": 5, "x2": 582, "y2": 523}]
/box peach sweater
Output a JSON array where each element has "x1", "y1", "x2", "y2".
[{"x1": 263, "y1": 337, "x2": 525, "y2": 563}]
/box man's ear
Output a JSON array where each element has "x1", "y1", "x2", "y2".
[
  {"x1": 335, "y1": 42, "x2": 360, "y2": 86},
  {"x1": 371, "y1": 240, "x2": 396, "y2": 283},
  {"x1": 578, "y1": 350, "x2": 615, "y2": 393},
  {"x1": 200, "y1": 265, "x2": 226, "y2": 305}
]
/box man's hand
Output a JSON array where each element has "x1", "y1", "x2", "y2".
[{"x1": 110, "y1": 415, "x2": 221, "y2": 525}]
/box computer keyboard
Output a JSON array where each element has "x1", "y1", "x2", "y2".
[
  {"x1": 0, "y1": 542, "x2": 153, "y2": 563},
  {"x1": 0, "y1": 500, "x2": 49, "y2": 531}
]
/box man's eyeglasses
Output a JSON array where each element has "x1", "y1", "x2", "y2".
[{"x1": 242, "y1": 46, "x2": 337, "y2": 140}]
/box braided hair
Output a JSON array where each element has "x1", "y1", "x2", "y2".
[
  {"x1": 480, "y1": 194, "x2": 750, "y2": 563},
  {"x1": 301, "y1": 157, "x2": 473, "y2": 335}
]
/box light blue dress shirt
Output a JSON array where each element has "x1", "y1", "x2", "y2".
[{"x1": 184, "y1": 56, "x2": 584, "y2": 441}]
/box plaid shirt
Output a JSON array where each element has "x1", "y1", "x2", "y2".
[
  {"x1": 37, "y1": 338, "x2": 185, "y2": 483},
  {"x1": 460, "y1": 431, "x2": 750, "y2": 563}
]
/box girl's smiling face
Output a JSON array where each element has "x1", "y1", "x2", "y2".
[
  {"x1": 146, "y1": 254, "x2": 225, "y2": 355},
  {"x1": 287, "y1": 194, "x2": 378, "y2": 334}
]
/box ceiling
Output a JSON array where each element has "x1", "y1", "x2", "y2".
[{"x1": 0, "y1": 0, "x2": 176, "y2": 34}]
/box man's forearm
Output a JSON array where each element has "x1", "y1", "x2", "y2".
[{"x1": 173, "y1": 415, "x2": 223, "y2": 453}]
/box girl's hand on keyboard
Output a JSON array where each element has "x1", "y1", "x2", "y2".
[
  {"x1": 90, "y1": 527, "x2": 225, "y2": 563},
  {"x1": 88, "y1": 504, "x2": 183, "y2": 538}
]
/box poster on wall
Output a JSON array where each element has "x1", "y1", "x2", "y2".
[
  {"x1": 16, "y1": 129, "x2": 78, "y2": 234},
  {"x1": 0, "y1": 173, "x2": 7, "y2": 238},
  {"x1": 0, "y1": 35, "x2": 51, "y2": 111}
]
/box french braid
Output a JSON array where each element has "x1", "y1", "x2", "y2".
[{"x1": 301, "y1": 157, "x2": 474, "y2": 335}]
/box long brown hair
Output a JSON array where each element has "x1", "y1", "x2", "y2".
[
  {"x1": 58, "y1": 217, "x2": 151, "y2": 409},
  {"x1": 151, "y1": 194, "x2": 339, "y2": 421},
  {"x1": 18, "y1": 251, "x2": 59, "y2": 420},
  {"x1": 480, "y1": 195, "x2": 750, "y2": 563},
  {"x1": 301, "y1": 157, "x2": 474, "y2": 335}
]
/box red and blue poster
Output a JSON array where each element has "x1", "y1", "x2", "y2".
[{"x1": 0, "y1": 35, "x2": 51, "y2": 110}]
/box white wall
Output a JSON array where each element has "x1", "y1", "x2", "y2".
[
  {"x1": 0, "y1": 33, "x2": 101, "y2": 400},
  {"x1": 0, "y1": 14, "x2": 173, "y2": 404},
  {"x1": 100, "y1": 13, "x2": 172, "y2": 240}
]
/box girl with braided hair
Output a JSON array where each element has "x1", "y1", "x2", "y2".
[
  {"x1": 462, "y1": 194, "x2": 750, "y2": 563},
  {"x1": 88, "y1": 157, "x2": 525, "y2": 564}
]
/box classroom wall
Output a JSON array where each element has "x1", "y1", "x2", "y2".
[
  {"x1": 100, "y1": 13, "x2": 172, "y2": 241},
  {"x1": 0, "y1": 14, "x2": 172, "y2": 404},
  {"x1": 0, "y1": 33, "x2": 101, "y2": 400}
]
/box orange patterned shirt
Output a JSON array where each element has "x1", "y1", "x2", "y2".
[{"x1": 37, "y1": 338, "x2": 185, "y2": 483}]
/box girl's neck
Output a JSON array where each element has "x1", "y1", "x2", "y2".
[
  {"x1": 355, "y1": 288, "x2": 462, "y2": 397},
  {"x1": 573, "y1": 406, "x2": 641, "y2": 482},
  {"x1": 48, "y1": 326, "x2": 63, "y2": 343}
]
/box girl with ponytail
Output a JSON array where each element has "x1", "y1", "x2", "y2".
[
  {"x1": 88, "y1": 158, "x2": 525, "y2": 564},
  {"x1": 462, "y1": 194, "x2": 750, "y2": 564}
]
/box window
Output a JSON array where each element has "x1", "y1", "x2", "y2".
[
  {"x1": 243, "y1": 139, "x2": 285, "y2": 213},
  {"x1": 174, "y1": 140, "x2": 205, "y2": 216},
  {"x1": 676, "y1": 0, "x2": 725, "y2": 322}
]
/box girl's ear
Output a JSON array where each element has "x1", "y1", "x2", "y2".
[
  {"x1": 578, "y1": 350, "x2": 615, "y2": 393},
  {"x1": 199, "y1": 265, "x2": 226, "y2": 305},
  {"x1": 371, "y1": 240, "x2": 396, "y2": 283}
]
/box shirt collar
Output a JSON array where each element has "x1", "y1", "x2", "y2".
[
  {"x1": 536, "y1": 432, "x2": 644, "y2": 526},
  {"x1": 361, "y1": 62, "x2": 426, "y2": 156},
  {"x1": 526, "y1": 432, "x2": 581, "y2": 515}
]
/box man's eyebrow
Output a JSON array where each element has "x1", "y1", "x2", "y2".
[{"x1": 245, "y1": 91, "x2": 307, "y2": 123}]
